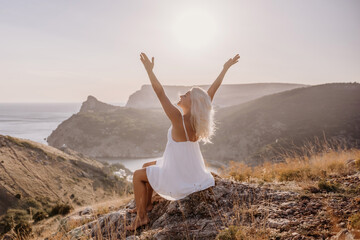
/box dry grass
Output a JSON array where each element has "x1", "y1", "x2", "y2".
[
  {"x1": 215, "y1": 189, "x2": 273, "y2": 240},
  {"x1": 29, "y1": 195, "x2": 134, "y2": 240},
  {"x1": 220, "y1": 137, "x2": 360, "y2": 184},
  {"x1": 6, "y1": 137, "x2": 360, "y2": 239},
  {"x1": 214, "y1": 138, "x2": 360, "y2": 239}
]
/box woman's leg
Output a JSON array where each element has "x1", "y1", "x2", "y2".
[
  {"x1": 144, "y1": 161, "x2": 157, "y2": 208},
  {"x1": 125, "y1": 168, "x2": 150, "y2": 231},
  {"x1": 128, "y1": 161, "x2": 157, "y2": 213}
]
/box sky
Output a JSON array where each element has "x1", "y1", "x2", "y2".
[{"x1": 0, "y1": 0, "x2": 359, "y2": 103}]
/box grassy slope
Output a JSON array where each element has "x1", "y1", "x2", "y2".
[{"x1": 0, "y1": 135, "x2": 132, "y2": 217}]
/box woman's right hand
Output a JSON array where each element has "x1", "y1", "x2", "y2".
[
  {"x1": 223, "y1": 54, "x2": 240, "y2": 70},
  {"x1": 140, "y1": 52, "x2": 155, "y2": 72}
]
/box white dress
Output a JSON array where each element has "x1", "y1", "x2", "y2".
[{"x1": 146, "y1": 107, "x2": 215, "y2": 201}]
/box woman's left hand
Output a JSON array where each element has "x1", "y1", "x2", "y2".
[
  {"x1": 140, "y1": 52, "x2": 155, "y2": 72},
  {"x1": 223, "y1": 54, "x2": 240, "y2": 70}
]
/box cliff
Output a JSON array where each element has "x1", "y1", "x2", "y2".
[
  {"x1": 47, "y1": 96, "x2": 169, "y2": 159},
  {"x1": 79, "y1": 95, "x2": 119, "y2": 113}
]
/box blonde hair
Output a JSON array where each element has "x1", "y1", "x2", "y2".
[{"x1": 189, "y1": 86, "x2": 217, "y2": 144}]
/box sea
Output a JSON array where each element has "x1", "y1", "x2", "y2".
[
  {"x1": 0, "y1": 103, "x2": 219, "y2": 175},
  {"x1": 0, "y1": 102, "x2": 86, "y2": 144}
]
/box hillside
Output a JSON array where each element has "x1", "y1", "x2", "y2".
[
  {"x1": 0, "y1": 134, "x2": 131, "y2": 222},
  {"x1": 10, "y1": 147, "x2": 359, "y2": 240},
  {"x1": 126, "y1": 83, "x2": 307, "y2": 109},
  {"x1": 202, "y1": 82, "x2": 360, "y2": 166},
  {"x1": 47, "y1": 96, "x2": 170, "y2": 159},
  {"x1": 47, "y1": 82, "x2": 360, "y2": 169}
]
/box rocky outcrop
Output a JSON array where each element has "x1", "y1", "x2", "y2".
[
  {"x1": 45, "y1": 171, "x2": 360, "y2": 239},
  {"x1": 79, "y1": 95, "x2": 118, "y2": 113},
  {"x1": 47, "y1": 98, "x2": 170, "y2": 159},
  {"x1": 126, "y1": 83, "x2": 307, "y2": 109}
]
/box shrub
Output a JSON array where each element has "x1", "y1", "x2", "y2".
[
  {"x1": 0, "y1": 216, "x2": 13, "y2": 235},
  {"x1": 49, "y1": 203, "x2": 73, "y2": 216},
  {"x1": 227, "y1": 161, "x2": 252, "y2": 182},
  {"x1": 6, "y1": 209, "x2": 30, "y2": 223},
  {"x1": 33, "y1": 210, "x2": 48, "y2": 222},
  {"x1": 22, "y1": 197, "x2": 42, "y2": 210},
  {"x1": 318, "y1": 180, "x2": 340, "y2": 192},
  {"x1": 0, "y1": 209, "x2": 31, "y2": 235},
  {"x1": 279, "y1": 168, "x2": 304, "y2": 181},
  {"x1": 14, "y1": 221, "x2": 32, "y2": 239}
]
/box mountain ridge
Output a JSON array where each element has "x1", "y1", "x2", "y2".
[{"x1": 47, "y1": 82, "x2": 360, "y2": 168}]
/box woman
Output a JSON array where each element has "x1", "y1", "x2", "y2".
[{"x1": 125, "y1": 52, "x2": 240, "y2": 231}]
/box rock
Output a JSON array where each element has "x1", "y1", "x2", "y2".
[
  {"x1": 267, "y1": 218, "x2": 291, "y2": 229},
  {"x1": 330, "y1": 229, "x2": 355, "y2": 240},
  {"x1": 60, "y1": 175, "x2": 304, "y2": 239},
  {"x1": 79, "y1": 207, "x2": 94, "y2": 216},
  {"x1": 48, "y1": 171, "x2": 360, "y2": 240},
  {"x1": 80, "y1": 95, "x2": 117, "y2": 113},
  {"x1": 338, "y1": 222, "x2": 346, "y2": 228}
]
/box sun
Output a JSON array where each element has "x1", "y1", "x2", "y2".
[{"x1": 172, "y1": 8, "x2": 218, "y2": 49}]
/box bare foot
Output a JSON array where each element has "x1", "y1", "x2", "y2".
[
  {"x1": 146, "y1": 204, "x2": 153, "y2": 211},
  {"x1": 125, "y1": 215, "x2": 150, "y2": 231},
  {"x1": 128, "y1": 204, "x2": 153, "y2": 213}
]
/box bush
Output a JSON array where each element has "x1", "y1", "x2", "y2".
[
  {"x1": 49, "y1": 203, "x2": 73, "y2": 216},
  {"x1": 227, "y1": 161, "x2": 252, "y2": 182},
  {"x1": 6, "y1": 209, "x2": 30, "y2": 223},
  {"x1": 33, "y1": 210, "x2": 48, "y2": 222},
  {"x1": 318, "y1": 180, "x2": 340, "y2": 192},
  {"x1": 0, "y1": 209, "x2": 31, "y2": 235},
  {"x1": 14, "y1": 221, "x2": 32, "y2": 238},
  {"x1": 278, "y1": 167, "x2": 318, "y2": 182},
  {"x1": 0, "y1": 216, "x2": 13, "y2": 235},
  {"x1": 22, "y1": 197, "x2": 42, "y2": 210},
  {"x1": 279, "y1": 169, "x2": 303, "y2": 181}
]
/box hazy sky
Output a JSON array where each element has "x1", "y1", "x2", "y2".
[{"x1": 1, "y1": 0, "x2": 359, "y2": 103}]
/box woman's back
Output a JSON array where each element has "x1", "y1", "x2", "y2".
[{"x1": 146, "y1": 108, "x2": 215, "y2": 200}]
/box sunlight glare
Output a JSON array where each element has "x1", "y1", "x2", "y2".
[{"x1": 172, "y1": 8, "x2": 218, "y2": 49}]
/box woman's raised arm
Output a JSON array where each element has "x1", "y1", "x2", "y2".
[
  {"x1": 140, "y1": 52, "x2": 164, "y2": 96},
  {"x1": 140, "y1": 52, "x2": 181, "y2": 123},
  {"x1": 207, "y1": 54, "x2": 240, "y2": 102}
]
